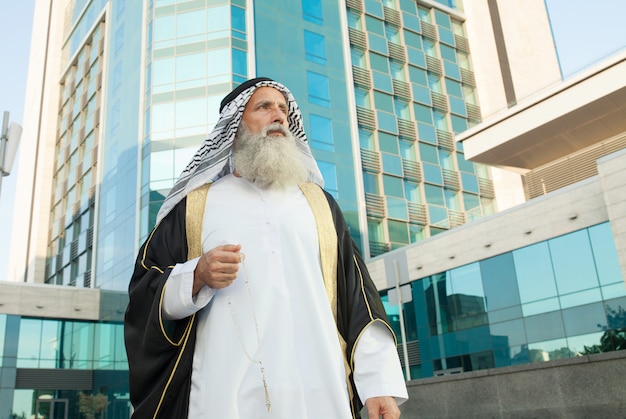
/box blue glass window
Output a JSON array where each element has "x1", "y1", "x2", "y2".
[
  {"x1": 232, "y1": 49, "x2": 247, "y2": 78},
  {"x1": 414, "y1": 103, "x2": 434, "y2": 124},
  {"x1": 422, "y1": 163, "x2": 443, "y2": 186},
  {"x1": 379, "y1": 132, "x2": 399, "y2": 154},
  {"x1": 232, "y1": 6, "x2": 246, "y2": 32},
  {"x1": 434, "y1": 9, "x2": 451, "y2": 28},
  {"x1": 363, "y1": 171, "x2": 379, "y2": 193},
  {"x1": 588, "y1": 223, "x2": 623, "y2": 286},
  {"x1": 407, "y1": 48, "x2": 426, "y2": 68},
  {"x1": 419, "y1": 143, "x2": 438, "y2": 164},
  {"x1": 304, "y1": 30, "x2": 327, "y2": 65},
  {"x1": 309, "y1": 114, "x2": 333, "y2": 151},
  {"x1": 377, "y1": 111, "x2": 398, "y2": 134},
  {"x1": 366, "y1": 15, "x2": 384, "y2": 35},
  {"x1": 374, "y1": 91, "x2": 394, "y2": 113},
  {"x1": 409, "y1": 65, "x2": 428, "y2": 86},
  {"x1": 439, "y1": 27, "x2": 455, "y2": 46},
  {"x1": 317, "y1": 160, "x2": 338, "y2": 198},
  {"x1": 388, "y1": 219, "x2": 409, "y2": 243},
  {"x1": 302, "y1": 0, "x2": 323, "y2": 25},
  {"x1": 549, "y1": 230, "x2": 601, "y2": 296},
  {"x1": 382, "y1": 153, "x2": 403, "y2": 176},
  {"x1": 368, "y1": 33, "x2": 389, "y2": 54},
  {"x1": 444, "y1": 60, "x2": 461, "y2": 81},
  {"x1": 372, "y1": 72, "x2": 393, "y2": 92},
  {"x1": 412, "y1": 84, "x2": 431, "y2": 105},
  {"x1": 403, "y1": 27, "x2": 422, "y2": 46},
  {"x1": 449, "y1": 96, "x2": 467, "y2": 117},
  {"x1": 450, "y1": 115, "x2": 468, "y2": 133},
  {"x1": 364, "y1": 0, "x2": 384, "y2": 18},
  {"x1": 457, "y1": 152, "x2": 475, "y2": 173},
  {"x1": 307, "y1": 71, "x2": 330, "y2": 107},
  {"x1": 383, "y1": 175, "x2": 405, "y2": 197},
  {"x1": 354, "y1": 87, "x2": 370, "y2": 108},
  {"x1": 424, "y1": 183, "x2": 444, "y2": 206},
  {"x1": 387, "y1": 197, "x2": 409, "y2": 221},
  {"x1": 417, "y1": 123, "x2": 437, "y2": 144},
  {"x1": 461, "y1": 172, "x2": 479, "y2": 193},
  {"x1": 445, "y1": 78, "x2": 463, "y2": 98}
]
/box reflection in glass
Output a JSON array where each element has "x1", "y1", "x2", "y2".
[{"x1": 550, "y1": 230, "x2": 599, "y2": 295}]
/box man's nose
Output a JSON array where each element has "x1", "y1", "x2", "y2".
[{"x1": 272, "y1": 107, "x2": 287, "y2": 125}]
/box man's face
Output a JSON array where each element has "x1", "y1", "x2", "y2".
[{"x1": 241, "y1": 87, "x2": 288, "y2": 136}]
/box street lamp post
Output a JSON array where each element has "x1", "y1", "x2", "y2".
[{"x1": 0, "y1": 111, "x2": 23, "y2": 198}]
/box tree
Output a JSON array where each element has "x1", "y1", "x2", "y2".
[{"x1": 77, "y1": 392, "x2": 109, "y2": 419}]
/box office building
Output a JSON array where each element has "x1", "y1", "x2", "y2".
[{"x1": 365, "y1": 0, "x2": 626, "y2": 415}]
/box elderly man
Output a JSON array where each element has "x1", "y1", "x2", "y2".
[{"x1": 125, "y1": 77, "x2": 408, "y2": 418}]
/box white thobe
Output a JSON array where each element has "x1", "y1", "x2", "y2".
[{"x1": 163, "y1": 175, "x2": 407, "y2": 418}]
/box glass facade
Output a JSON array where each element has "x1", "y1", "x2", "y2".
[
  {"x1": 254, "y1": 0, "x2": 363, "y2": 246},
  {"x1": 0, "y1": 315, "x2": 129, "y2": 418},
  {"x1": 348, "y1": 0, "x2": 494, "y2": 256},
  {"x1": 381, "y1": 223, "x2": 626, "y2": 379},
  {"x1": 142, "y1": 0, "x2": 252, "y2": 243}
]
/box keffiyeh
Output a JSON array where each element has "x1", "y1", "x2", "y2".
[{"x1": 156, "y1": 77, "x2": 324, "y2": 224}]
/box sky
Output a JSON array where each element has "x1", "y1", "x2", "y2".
[
  {"x1": 0, "y1": 1, "x2": 625, "y2": 282},
  {"x1": 0, "y1": 0, "x2": 35, "y2": 281}
]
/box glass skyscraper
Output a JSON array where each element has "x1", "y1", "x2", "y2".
[{"x1": 36, "y1": 0, "x2": 493, "y2": 293}]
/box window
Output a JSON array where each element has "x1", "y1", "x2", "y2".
[
  {"x1": 303, "y1": 0, "x2": 323, "y2": 24},
  {"x1": 363, "y1": 171, "x2": 379, "y2": 193},
  {"x1": 385, "y1": 23, "x2": 400, "y2": 43},
  {"x1": 307, "y1": 71, "x2": 330, "y2": 107},
  {"x1": 383, "y1": 174, "x2": 405, "y2": 197},
  {"x1": 354, "y1": 86, "x2": 371, "y2": 108},
  {"x1": 309, "y1": 114, "x2": 334, "y2": 151},
  {"x1": 423, "y1": 39, "x2": 437, "y2": 58},
  {"x1": 390, "y1": 61, "x2": 405, "y2": 80},
  {"x1": 304, "y1": 30, "x2": 326, "y2": 65},
  {"x1": 374, "y1": 91, "x2": 394, "y2": 113},
  {"x1": 232, "y1": 6, "x2": 246, "y2": 33},
  {"x1": 382, "y1": 153, "x2": 403, "y2": 176},
  {"x1": 351, "y1": 48, "x2": 365, "y2": 67},
  {"x1": 360, "y1": 129, "x2": 375, "y2": 149},
  {"x1": 366, "y1": 15, "x2": 384, "y2": 36},
  {"x1": 318, "y1": 160, "x2": 338, "y2": 197},
  {"x1": 369, "y1": 52, "x2": 389, "y2": 73},
  {"x1": 232, "y1": 49, "x2": 247, "y2": 78},
  {"x1": 347, "y1": 10, "x2": 362, "y2": 29}
]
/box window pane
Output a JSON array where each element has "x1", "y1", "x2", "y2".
[
  {"x1": 382, "y1": 153, "x2": 403, "y2": 176},
  {"x1": 304, "y1": 30, "x2": 327, "y2": 65},
  {"x1": 310, "y1": 114, "x2": 334, "y2": 151},
  {"x1": 303, "y1": 0, "x2": 323, "y2": 24},
  {"x1": 549, "y1": 230, "x2": 599, "y2": 295},
  {"x1": 307, "y1": 71, "x2": 330, "y2": 107}
]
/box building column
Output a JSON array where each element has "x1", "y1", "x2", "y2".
[{"x1": 597, "y1": 148, "x2": 626, "y2": 286}]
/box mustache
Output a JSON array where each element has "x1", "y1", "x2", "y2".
[{"x1": 261, "y1": 123, "x2": 290, "y2": 137}]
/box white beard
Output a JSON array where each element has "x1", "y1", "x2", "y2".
[{"x1": 232, "y1": 122, "x2": 309, "y2": 189}]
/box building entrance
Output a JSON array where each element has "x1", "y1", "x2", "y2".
[{"x1": 35, "y1": 398, "x2": 68, "y2": 419}]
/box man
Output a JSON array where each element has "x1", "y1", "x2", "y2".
[{"x1": 125, "y1": 77, "x2": 408, "y2": 418}]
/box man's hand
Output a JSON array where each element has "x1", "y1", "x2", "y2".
[
  {"x1": 192, "y1": 244, "x2": 242, "y2": 295},
  {"x1": 365, "y1": 396, "x2": 400, "y2": 419}
]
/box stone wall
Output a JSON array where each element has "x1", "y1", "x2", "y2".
[{"x1": 397, "y1": 350, "x2": 626, "y2": 418}]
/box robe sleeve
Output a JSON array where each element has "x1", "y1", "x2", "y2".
[{"x1": 124, "y1": 198, "x2": 196, "y2": 419}]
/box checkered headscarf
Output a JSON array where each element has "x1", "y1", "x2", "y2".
[{"x1": 156, "y1": 78, "x2": 324, "y2": 224}]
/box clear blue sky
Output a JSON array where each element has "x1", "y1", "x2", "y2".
[
  {"x1": 0, "y1": 1, "x2": 624, "y2": 281},
  {"x1": 0, "y1": 0, "x2": 34, "y2": 281},
  {"x1": 545, "y1": 0, "x2": 626, "y2": 77}
]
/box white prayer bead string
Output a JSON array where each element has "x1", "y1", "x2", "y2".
[{"x1": 227, "y1": 255, "x2": 272, "y2": 413}]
